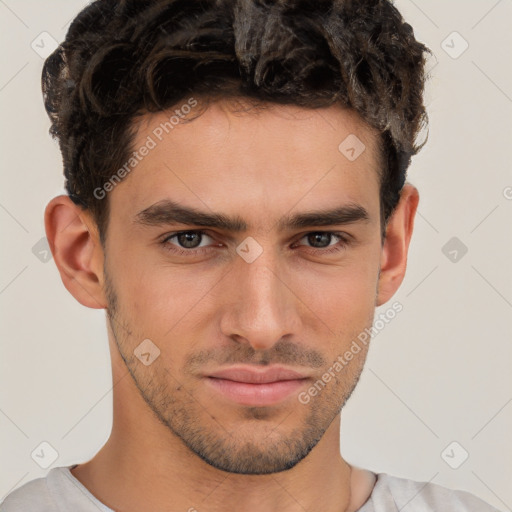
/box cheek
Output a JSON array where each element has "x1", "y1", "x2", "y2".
[
  {"x1": 112, "y1": 250, "x2": 222, "y2": 340},
  {"x1": 297, "y1": 255, "x2": 379, "y2": 324}
]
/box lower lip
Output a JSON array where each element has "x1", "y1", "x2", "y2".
[{"x1": 205, "y1": 377, "x2": 308, "y2": 406}]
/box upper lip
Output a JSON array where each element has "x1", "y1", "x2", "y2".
[{"x1": 206, "y1": 366, "x2": 310, "y2": 384}]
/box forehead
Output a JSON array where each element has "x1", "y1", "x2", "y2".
[{"x1": 110, "y1": 99, "x2": 382, "y2": 226}]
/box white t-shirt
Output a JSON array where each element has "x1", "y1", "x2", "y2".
[{"x1": 0, "y1": 465, "x2": 502, "y2": 512}]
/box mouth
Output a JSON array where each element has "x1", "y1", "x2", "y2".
[{"x1": 204, "y1": 366, "x2": 311, "y2": 406}]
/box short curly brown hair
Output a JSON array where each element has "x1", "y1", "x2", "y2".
[{"x1": 42, "y1": 0, "x2": 431, "y2": 243}]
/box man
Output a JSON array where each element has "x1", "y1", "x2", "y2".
[{"x1": 0, "y1": 0, "x2": 501, "y2": 511}]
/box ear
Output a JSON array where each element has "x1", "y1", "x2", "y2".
[
  {"x1": 376, "y1": 183, "x2": 419, "y2": 306},
  {"x1": 44, "y1": 195, "x2": 107, "y2": 309}
]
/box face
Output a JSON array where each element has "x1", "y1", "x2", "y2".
[{"x1": 103, "y1": 99, "x2": 383, "y2": 474}]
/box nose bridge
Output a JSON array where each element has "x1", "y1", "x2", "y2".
[{"x1": 220, "y1": 245, "x2": 299, "y2": 350}]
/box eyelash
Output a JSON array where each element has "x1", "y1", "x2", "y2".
[{"x1": 160, "y1": 230, "x2": 352, "y2": 257}]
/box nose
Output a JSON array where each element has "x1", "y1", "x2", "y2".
[{"x1": 219, "y1": 248, "x2": 302, "y2": 351}]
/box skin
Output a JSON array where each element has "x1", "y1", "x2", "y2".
[{"x1": 45, "y1": 98, "x2": 419, "y2": 512}]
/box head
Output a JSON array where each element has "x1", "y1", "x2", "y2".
[{"x1": 43, "y1": 0, "x2": 430, "y2": 475}]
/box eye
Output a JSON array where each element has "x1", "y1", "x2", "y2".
[
  {"x1": 159, "y1": 229, "x2": 351, "y2": 258},
  {"x1": 294, "y1": 231, "x2": 351, "y2": 254},
  {"x1": 161, "y1": 230, "x2": 218, "y2": 257}
]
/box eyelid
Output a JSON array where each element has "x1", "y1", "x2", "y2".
[
  {"x1": 160, "y1": 229, "x2": 353, "y2": 257},
  {"x1": 293, "y1": 231, "x2": 353, "y2": 255},
  {"x1": 294, "y1": 231, "x2": 351, "y2": 244},
  {"x1": 161, "y1": 229, "x2": 350, "y2": 243},
  {"x1": 161, "y1": 229, "x2": 216, "y2": 246}
]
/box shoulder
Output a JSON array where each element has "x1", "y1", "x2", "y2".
[
  {"x1": 1, "y1": 466, "x2": 113, "y2": 512},
  {"x1": 0, "y1": 471, "x2": 56, "y2": 512},
  {"x1": 359, "y1": 472, "x2": 502, "y2": 512}
]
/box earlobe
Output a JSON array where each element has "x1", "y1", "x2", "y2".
[
  {"x1": 376, "y1": 183, "x2": 419, "y2": 307},
  {"x1": 44, "y1": 195, "x2": 107, "y2": 309}
]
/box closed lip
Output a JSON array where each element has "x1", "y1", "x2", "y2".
[{"x1": 206, "y1": 366, "x2": 310, "y2": 384}]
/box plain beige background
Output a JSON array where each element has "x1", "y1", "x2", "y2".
[{"x1": 1, "y1": 0, "x2": 511, "y2": 509}]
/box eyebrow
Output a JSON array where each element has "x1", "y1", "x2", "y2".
[{"x1": 134, "y1": 199, "x2": 370, "y2": 232}]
